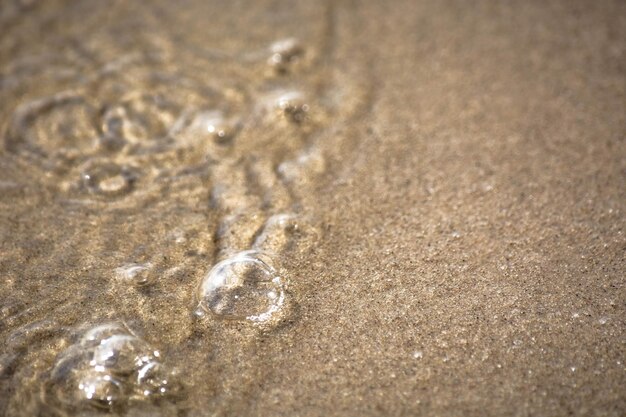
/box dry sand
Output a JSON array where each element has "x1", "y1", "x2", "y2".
[{"x1": 0, "y1": 1, "x2": 624, "y2": 416}]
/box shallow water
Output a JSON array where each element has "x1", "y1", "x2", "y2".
[{"x1": 1, "y1": 1, "x2": 625, "y2": 416}]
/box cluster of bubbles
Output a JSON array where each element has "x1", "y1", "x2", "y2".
[
  {"x1": 3, "y1": 37, "x2": 316, "y2": 207},
  {"x1": 44, "y1": 323, "x2": 178, "y2": 413},
  {"x1": 30, "y1": 36, "x2": 326, "y2": 411},
  {"x1": 3, "y1": 70, "x2": 245, "y2": 204},
  {"x1": 192, "y1": 38, "x2": 322, "y2": 325}
]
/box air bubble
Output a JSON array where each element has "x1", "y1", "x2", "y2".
[
  {"x1": 80, "y1": 161, "x2": 137, "y2": 198},
  {"x1": 268, "y1": 38, "x2": 304, "y2": 74},
  {"x1": 115, "y1": 262, "x2": 153, "y2": 287},
  {"x1": 273, "y1": 90, "x2": 309, "y2": 123},
  {"x1": 45, "y1": 324, "x2": 177, "y2": 413},
  {"x1": 136, "y1": 362, "x2": 172, "y2": 397},
  {"x1": 77, "y1": 370, "x2": 123, "y2": 410},
  {"x1": 91, "y1": 334, "x2": 157, "y2": 376},
  {"x1": 197, "y1": 251, "x2": 285, "y2": 322},
  {"x1": 80, "y1": 323, "x2": 128, "y2": 348},
  {"x1": 188, "y1": 110, "x2": 241, "y2": 144}
]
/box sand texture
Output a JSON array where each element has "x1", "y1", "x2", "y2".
[{"x1": 0, "y1": 1, "x2": 624, "y2": 416}]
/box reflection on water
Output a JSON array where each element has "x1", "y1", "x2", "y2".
[{"x1": 0, "y1": 0, "x2": 370, "y2": 415}]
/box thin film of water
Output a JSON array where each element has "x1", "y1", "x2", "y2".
[{"x1": 0, "y1": 1, "x2": 365, "y2": 415}]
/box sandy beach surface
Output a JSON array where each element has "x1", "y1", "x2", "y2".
[{"x1": 0, "y1": 1, "x2": 624, "y2": 416}]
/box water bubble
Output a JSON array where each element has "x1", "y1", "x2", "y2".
[
  {"x1": 188, "y1": 110, "x2": 241, "y2": 144},
  {"x1": 136, "y1": 362, "x2": 171, "y2": 397},
  {"x1": 197, "y1": 251, "x2": 285, "y2": 322},
  {"x1": 47, "y1": 361, "x2": 86, "y2": 408},
  {"x1": 49, "y1": 345, "x2": 91, "y2": 385},
  {"x1": 80, "y1": 323, "x2": 129, "y2": 348},
  {"x1": 268, "y1": 38, "x2": 304, "y2": 74},
  {"x1": 115, "y1": 262, "x2": 153, "y2": 287},
  {"x1": 46, "y1": 324, "x2": 176, "y2": 413},
  {"x1": 47, "y1": 349, "x2": 124, "y2": 411},
  {"x1": 80, "y1": 161, "x2": 138, "y2": 198},
  {"x1": 77, "y1": 370, "x2": 123, "y2": 410},
  {"x1": 273, "y1": 90, "x2": 309, "y2": 123},
  {"x1": 91, "y1": 334, "x2": 157, "y2": 376}
]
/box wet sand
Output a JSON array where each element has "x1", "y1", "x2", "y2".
[{"x1": 0, "y1": 1, "x2": 624, "y2": 416}]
